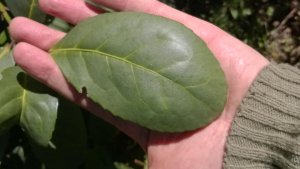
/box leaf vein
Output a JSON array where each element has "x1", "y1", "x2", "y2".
[
  {"x1": 95, "y1": 37, "x2": 112, "y2": 50},
  {"x1": 123, "y1": 44, "x2": 146, "y2": 60},
  {"x1": 28, "y1": 0, "x2": 36, "y2": 19},
  {"x1": 0, "y1": 96, "x2": 21, "y2": 114},
  {"x1": 78, "y1": 51, "x2": 106, "y2": 94},
  {"x1": 184, "y1": 78, "x2": 211, "y2": 89},
  {"x1": 52, "y1": 48, "x2": 215, "y2": 112},
  {"x1": 20, "y1": 75, "x2": 28, "y2": 123},
  {"x1": 131, "y1": 65, "x2": 157, "y2": 114},
  {"x1": 105, "y1": 56, "x2": 112, "y2": 75}
]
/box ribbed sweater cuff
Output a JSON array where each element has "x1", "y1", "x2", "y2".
[{"x1": 223, "y1": 64, "x2": 300, "y2": 169}]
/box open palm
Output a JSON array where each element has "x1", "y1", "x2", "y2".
[{"x1": 9, "y1": 0, "x2": 269, "y2": 168}]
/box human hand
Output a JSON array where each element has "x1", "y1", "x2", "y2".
[{"x1": 9, "y1": 0, "x2": 269, "y2": 168}]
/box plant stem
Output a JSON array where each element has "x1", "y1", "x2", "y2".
[{"x1": 0, "y1": 2, "x2": 11, "y2": 23}]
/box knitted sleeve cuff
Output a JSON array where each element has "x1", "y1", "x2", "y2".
[{"x1": 223, "y1": 64, "x2": 300, "y2": 169}]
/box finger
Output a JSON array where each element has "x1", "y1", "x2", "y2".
[
  {"x1": 13, "y1": 42, "x2": 149, "y2": 148},
  {"x1": 92, "y1": 0, "x2": 225, "y2": 42},
  {"x1": 39, "y1": 0, "x2": 101, "y2": 24},
  {"x1": 9, "y1": 17, "x2": 65, "y2": 51},
  {"x1": 13, "y1": 42, "x2": 74, "y2": 98}
]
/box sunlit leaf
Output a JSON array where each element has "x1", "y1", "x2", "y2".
[
  {"x1": 230, "y1": 8, "x2": 239, "y2": 19},
  {"x1": 51, "y1": 12, "x2": 227, "y2": 132},
  {"x1": 0, "y1": 67, "x2": 58, "y2": 146},
  {"x1": 267, "y1": 6, "x2": 275, "y2": 17},
  {"x1": 242, "y1": 8, "x2": 252, "y2": 16}
]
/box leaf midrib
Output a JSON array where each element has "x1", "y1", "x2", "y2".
[
  {"x1": 51, "y1": 48, "x2": 215, "y2": 112},
  {"x1": 28, "y1": 0, "x2": 36, "y2": 18},
  {"x1": 20, "y1": 75, "x2": 28, "y2": 121}
]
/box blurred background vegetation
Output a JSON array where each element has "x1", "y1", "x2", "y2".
[
  {"x1": 2, "y1": 0, "x2": 300, "y2": 68},
  {"x1": 0, "y1": 0, "x2": 299, "y2": 169},
  {"x1": 161, "y1": 0, "x2": 300, "y2": 68}
]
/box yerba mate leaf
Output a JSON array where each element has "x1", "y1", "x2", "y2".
[
  {"x1": 0, "y1": 67, "x2": 58, "y2": 146},
  {"x1": 51, "y1": 12, "x2": 227, "y2": 132}
]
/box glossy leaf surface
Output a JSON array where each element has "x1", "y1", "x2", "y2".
[
  {"x1": 0, "y1": 67, "x2": 58, "y2": 146},
  {"x1": 51, "y1": 12, "x2": 227, "y2": 132}
]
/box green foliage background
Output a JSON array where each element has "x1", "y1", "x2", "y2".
[
  {"x1": 0, "y1": 0, "x2": 299, "y2": 169},
  {"x1": 162, "y1": 0, "x2": 300, "y2": 68}
]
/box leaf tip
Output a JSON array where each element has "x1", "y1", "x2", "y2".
[{"x1": 48, "y1": 141, "x2": 57, "y2": 149}]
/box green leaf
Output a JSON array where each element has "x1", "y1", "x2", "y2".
[
  {"x1": 266, "y1": 6, "x2": 275, "y2": 17},
  {"x1": 48, "y1": 18, "x2": 72, "y2": 33},
  {"x1": 0, "y1": 2, "x2": 12, "y2": 23},
  {"x1": 0, "y1": 31, "x2": 7, "y2": 45},
  {"x1": 242, "y1": 8, "x2": 252, "y2": 16},
  {"x1": 0, "y1": 45, "x2": 15, "y2": 73},
  {"x1": 0, "y1": 67, "x2": 58, "y2": 146},
  {"x1": 85, "y1": 0, "x2": 115, "y2": 12},
  {"x1": 230, "y1": 8, "x2": 239, "y2": 19},
  {"x1": 0, "y1": 67, "x2": 24, "y2": 133},
  {"x1": 51, "y1": 12, "x2": 227, "y2": 132},
  {"x1": 18, "y1": 71, "x2": 58, "y2": 146},
  {"x1": 143, "y1": 158, "x2": 148, "y2": 169},
  {"x1": 5, "y1": 0, "x2": 47, "y2": 23},
  {"x1": 32, "y1": 98, "x2": 87, "y2": 169}
]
